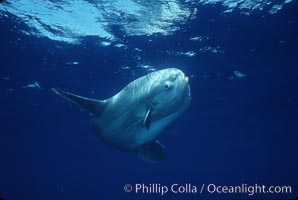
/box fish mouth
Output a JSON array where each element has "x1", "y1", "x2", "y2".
[{"x1": 184, "y1": 76, "x2": 189, "y2": 83}]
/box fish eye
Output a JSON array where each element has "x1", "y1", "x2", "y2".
[{"x1": 164, "y1": 81, "x2": 171, "y2": 89}]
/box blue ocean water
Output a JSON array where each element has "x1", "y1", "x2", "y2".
[{"x1": 0, "y1": 0, "x2": 298, "y2": 199}]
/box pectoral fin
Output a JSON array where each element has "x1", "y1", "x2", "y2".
[
  {"x1": 138, "y1": 141, "x2": 166, "y2": 163},
  {"x1": 144, "y1": 108, "x2": 153, "y2": 129}
]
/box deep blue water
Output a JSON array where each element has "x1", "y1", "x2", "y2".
[{"x1": 0, "y1": 1, "x2": 298, "y2": 200}]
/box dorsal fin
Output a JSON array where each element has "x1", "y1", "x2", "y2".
[{"x1": 51, "y1": 88, "x2": 106, "y2": 116}]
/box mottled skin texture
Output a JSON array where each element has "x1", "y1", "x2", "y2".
[
  {"x1": 52, "y1": 68, "x2": 191, "y2": 161},
  {"x1": 91, "y1": 68, "x2": 191, "y2": 151}
]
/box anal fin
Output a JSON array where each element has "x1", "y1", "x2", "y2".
[{"x1": 138, "y1": 141, "x2": 166, "y2": 163}]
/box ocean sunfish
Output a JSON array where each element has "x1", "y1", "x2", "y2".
[{"x1": 52, "y1": 68, "x2": 191, "y2": 162}]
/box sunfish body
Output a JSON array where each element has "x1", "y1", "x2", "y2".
[{"x1": 52, "y1": 68, "x2": 191, "y2": 162}]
